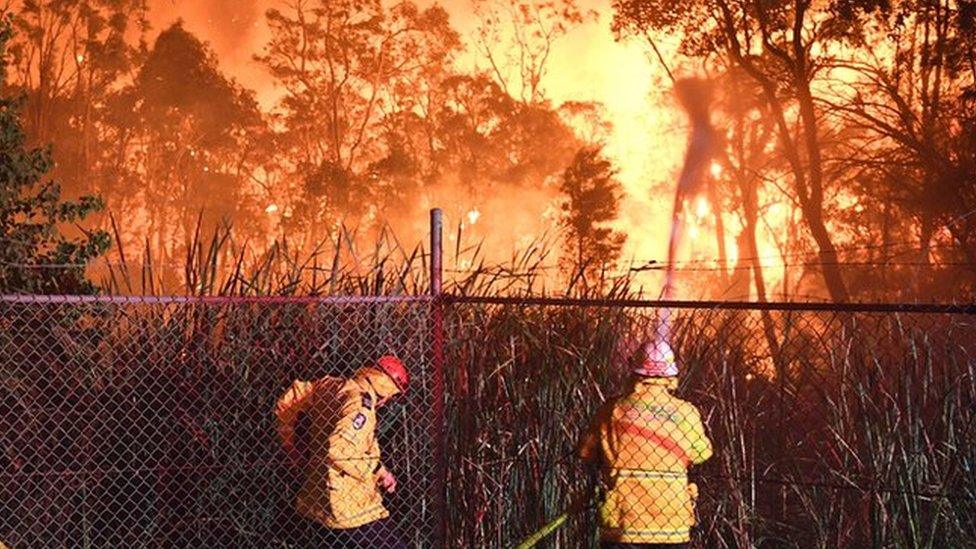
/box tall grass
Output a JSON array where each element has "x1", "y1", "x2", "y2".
[
  {"x1": 96, "y1": 217, "x2": 584, "y2": 298},
  {"x1": 443, "y1": 305, "x2": 976, "y2": 547},
  {"x1": 3, "y1": 223, "x2": 975, "y2": 547}
]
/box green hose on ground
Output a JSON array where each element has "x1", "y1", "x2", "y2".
[
  {"x1": 516, "y1": 448, "x2": 600, "y2": 547},
  {"x1": 516, "y1": 484, "x2": 600, "y2": 549},
  {"x1": 516, "y1": 512, "x2": 569, "y2": 549}
]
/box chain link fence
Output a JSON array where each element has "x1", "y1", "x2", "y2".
[
  {"x1": 3, "y1": 294, "x2": 976, "y2": 548},
  {"x1": 0, "y1": 295, "x2": 437, "y2": 548},
  {"x1": 442, "y1": 298, "x2": 976, "y2": 548}
]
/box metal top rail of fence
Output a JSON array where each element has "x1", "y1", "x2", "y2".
[
  {"x1": 444, "y1": 294, "x2": 976, "y2": 314},
  {"x1": 0, "y1": 294, "x2": 433, "y2": 305},
  {"x1": 6, "y1": 293, "x2": 976, "y2": 314}
]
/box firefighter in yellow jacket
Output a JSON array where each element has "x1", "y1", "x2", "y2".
[
  {"x1": 580, "y1": 340, "x2": 713, "y2": 548},
  {"x1": 276, "y1": 355, "x2": 410, "y2": 548}
]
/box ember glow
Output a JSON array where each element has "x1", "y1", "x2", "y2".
[
  {"x1": 144, "y1": 0, "x2": 682, "y2": 265},
  {"x1": 5, "y1": 0, "x2": 974, "y2": 300}
]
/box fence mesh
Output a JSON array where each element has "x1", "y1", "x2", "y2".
[
  {"x1": 442, "y1": 301, "x2": 976, "y2": 548},
  {"x1": 0, "y1": 296, "x2": 436, "y2": 548},
  {"x1": 3, "y1": 295, "x2": 976, "y2": 548}
]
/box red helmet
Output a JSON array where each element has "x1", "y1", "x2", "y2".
[{"x1": 376, "y1": 355, "x2": 409, "y2": 393}]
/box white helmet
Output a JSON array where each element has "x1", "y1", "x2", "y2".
[{"x1": 633, "y1": 339, "x2": 679, "y2": 378}]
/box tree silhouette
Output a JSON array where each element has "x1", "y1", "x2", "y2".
[
  {"x1": 260, "y1": 0, "x2": 459, "y2": 246},
  {"x1": 120, "y1": 22, "x2": 264, "y2": 272},
  {"x1": 559, "y1": 146, "x2": 626, "y2": 286},
  {"x1": 2, "y1": 0, "x2": 148, "y2": 198}
]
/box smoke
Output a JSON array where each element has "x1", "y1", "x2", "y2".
[
  {"x1": 150, "y1": 0, "x2": 261, "y2": 53},
  {"x1": 376, "y1": 174, "x2": 564, "y2": 277},
  {"x1": 146, "y1": 0, "x2": 695, "y2": 288},
  {"x1": 149, "y1": 0, "x2": 273, "y2": 102}
]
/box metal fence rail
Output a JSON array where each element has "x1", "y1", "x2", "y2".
[{"x1": 0, "y1": 295, "x2": 436, "y2": 548}]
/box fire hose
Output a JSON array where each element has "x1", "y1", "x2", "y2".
[
  {"x1": 516, "y1": 513, "x2": 568, "y2": 549},
  {"x1": 516, "y1": 490, "x2": 596, "y2": 549}
]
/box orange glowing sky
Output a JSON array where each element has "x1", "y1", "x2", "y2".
[{"x1": 148, "y1": 0, "x2": 695, "y2": 277}]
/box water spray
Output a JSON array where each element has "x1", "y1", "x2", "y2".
[{"x1": 653, "y1": 77, "x2": 717, "y2": 361}]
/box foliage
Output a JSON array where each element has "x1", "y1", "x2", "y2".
[
  {"x1": 1, "y1": 0, "x2": 973, "y2": 301},
  {"x1": 0, "y1": 17, "x2": 110, "y2": 294},
  {"x1": 0, "y1": 0, "x2": 610, "y2": 296},
  {"x1": 120, "y1": 22, "x2": 266, "y2": 271},
  {"x1": 831, "y1": 1, "x2": 976, "y2": 298},
  {"x1": 558, "y1": 146, "x2": 626, "y2": 287},
  {"x1": 2, "y1": 0, "x2": 149, "y2": 194},
  {"x1": 259, "y1": 0, "x2": 460, "y2": 236}
]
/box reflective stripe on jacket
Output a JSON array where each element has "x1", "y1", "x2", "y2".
[
  {"x1": 276, "y1": 371, "x2": 388, "y2": 529},
  {"x1": 580, "y1": 378, "x2": 713, "y2": 544}
]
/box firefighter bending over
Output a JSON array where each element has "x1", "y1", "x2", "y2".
[
  {"x1": 276, "y1": 355, "x2": 410, "y2": 548},
  {"x1": 580, "y1": 341, "x2": 713, "y2": 548}
]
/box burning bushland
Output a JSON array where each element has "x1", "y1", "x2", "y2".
[{"x1": 0, "y1": 0, "x2": 974, "y2": 300}]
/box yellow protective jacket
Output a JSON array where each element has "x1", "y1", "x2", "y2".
[
  {"x1": 275, "y1": 367, "x2": 399, "y2": 529},
  {"x1": 580, "y1": 378, "x2": 713, "y2": 544}
]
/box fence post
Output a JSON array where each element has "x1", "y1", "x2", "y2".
[
  {"x1": 430, "y1": 208, "x2": 443, "y2": 297},
  {"x1": 429, "y1": 208, "x2": 447, "y2": 548}
]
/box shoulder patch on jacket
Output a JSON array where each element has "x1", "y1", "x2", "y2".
[
  {"x1": 362, "y1": 392, "x2": 373, "y2": 410},
  {"x1": 352, "y1": 412, "x2": 367, "y2": 430}
]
